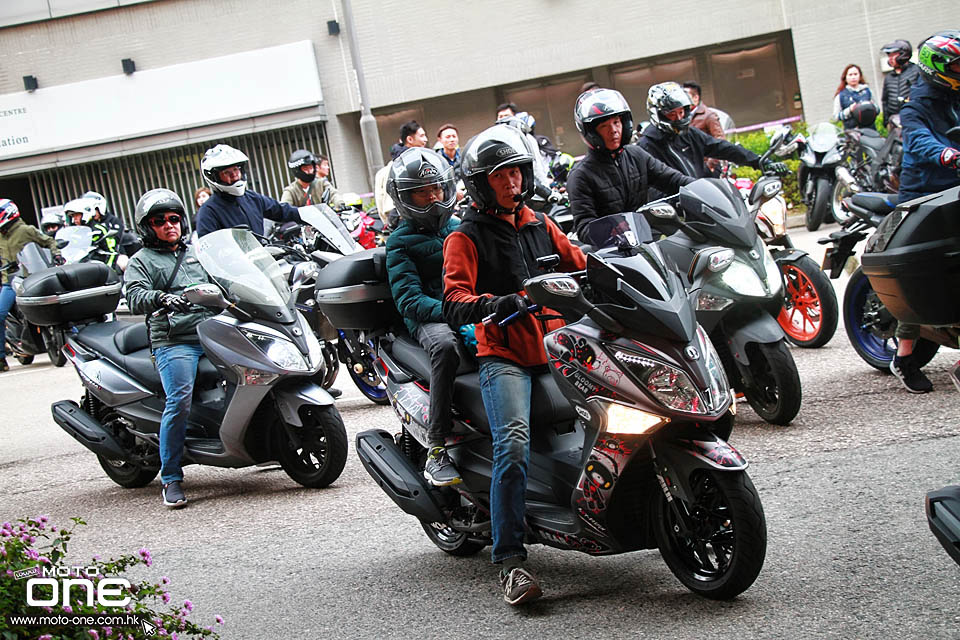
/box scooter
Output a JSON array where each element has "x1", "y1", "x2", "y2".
[
  {"x1": 336, "y1": 212, "x2": 765, "y2": 600},
  {"x1": 20, "y1": 229, "x2": 347, "y2": 489},
  {"x1": 5, "y1": 243, "x2": 67, "y2": 366},
  {"x1": 798, "y1": 122, "x2": 843, "y2": 231}
]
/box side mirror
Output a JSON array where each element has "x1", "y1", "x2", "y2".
[
  {"x1": 290, "y1": 261, "x2": 320, "y2": 289},
  {"x1": 639, "y1": 203, "x2": 678, "y2": 221},
  {"x1": 183, "y1": 283, "x2": 229, "y2": 309},
  {"x1": 688, "y1": 247, "x2": 734, "y2": 282},
  {"x1": 524, "y1": 274, "x2": 592, "y2": 317},
  {"x1": 56, "y1": 239, "x2": 68, "y2": 249},
  {"x1": 536, "y1": 254, "x2": 561, "y2": 271},
  {"x1": 768, "y1": 126, "x2": 789, "y2": 150}
]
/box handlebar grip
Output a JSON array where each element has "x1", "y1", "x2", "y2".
[{"x1": 497, "y1": 303, "x2": 541, "y2": 328}]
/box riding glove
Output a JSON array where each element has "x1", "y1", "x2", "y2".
[
  {"x1": 52, "y1": 255, "x2": 65, "y2": 266},
  {"x1": 157, "y1": 292, "x2": 191, "y2": 313},
  {"x1": 483, "y1": 294, "x2": 528, "y2": 323},
  {"x1": 761, "y1": 159, "x2": 791, "y2": 176},
  {"x1": 940, "y1": 147, "x2": 960, "y2": 169}
]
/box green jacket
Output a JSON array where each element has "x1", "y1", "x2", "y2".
[
  {"x1": 0, "y1": 219, "x2": 60, "y2": 285},
  {"x1": 124, "y1": 244, "x2": 216, "y2": 348},
  {"x1": 280, "y1": 178, "x2": 343, "y2": 209},
  {"x1": 386, "y1": 217, "x2": 459, "y2": 335}
]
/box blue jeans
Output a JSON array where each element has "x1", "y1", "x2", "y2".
[
  {"x1": 478, "y1": 358, "x2": 533, "y2": 564},
  {"x1": 154, "y1": 343, "x2": 204, "y2": 484},
  {"x1": 0, "y1": 284, "x2": 16, "y2": 359}
]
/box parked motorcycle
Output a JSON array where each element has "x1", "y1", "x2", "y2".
[
  {"x1": 338, "y1": 192, "x2": 385, "y2": 249},
  {"x1": 798, "y1": 122, "x2": 843, "y2": 231},
  {"x1": 832, "y1": 114, "x2": 903, "y2": 224},
  {"x1": 4, "y1": 243, "x2": 66, "y2": 366},
  {"x1": 653, "y1": 178, "x2": 802, "y2": 425},
  {"x1": 21, "y1": 229, "x2": 348, "y2": 489},
  {"x1": 331, "y1": 212, "x2": 765, "y2": 600}
]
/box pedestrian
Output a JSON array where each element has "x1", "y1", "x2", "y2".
[
  {"x1": 833, "y1": 64, "x2": 880, "y2": 130},
  {"x1": 880, "y1": 39, "x2": 923, "y2": 126},
  {"x1": 435, "y1": 124, "x2": 461, "y2": 175},
  {"x1": 682, "y1": 81, "x2": 725, "y2": 140}
]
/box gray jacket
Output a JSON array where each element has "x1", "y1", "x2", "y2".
[{"x1": 124, "y1": 244, "x2": 216, "y2": 348}]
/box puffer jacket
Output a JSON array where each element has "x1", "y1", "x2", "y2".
[
  {"x1": 386, "y1": 217, "x2": 459, "y2": 335},
  {"x1": 124, "y1": 244, "x2": 216, "y2": 348},
  {"x1": 898, "y1": 75, "x2": 960, "y2": 202},
  {"x1": 881, "y1": 62, "x2": 922, "y2": 124},
  {"x1": 567, "y1": 145, "x2": 693, "y2": 239},
  {"x1": 280, "y1": 177, "x2": 343, "y2": 209},
  {"x1": 0, "y1": 219, "x2": 60, "y2": 285}
]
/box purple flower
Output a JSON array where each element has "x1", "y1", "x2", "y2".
[
  {"x1": 0, "y1": 547, "x2": 6, "y2": 557},
  {"x1": 88, "y1": 630, "x2": 100, "y2": 640},
  {"x1": 50, "y1": 526, "x2": 57, "y2": 532},
  {"x1": 103, "y1": 626, "x2": 112, "y2": 636},
  {"x1": 138, "y1": 548, "x2": 153, "y2": 567},
  {"x1": 215, "y1": 615, "x2": 224, "y2": 625},
  {"x1": 38, "y1": 516, "x2": 48, "y2": 524},
  {"x1": 38, "y1": 555, "x2": 50, "y2": 564},
  {"x1": 39, "y1": 635, "x2": 53, "y2": 640},
  {"x1": 160, "y1": 576, "x2": 170, "y2": 585},
  {"x1": 1, "y1": 529, "x2": 9, "y2": 537},
  {"x1": 171, "y1": 633, "x2": 179, "y2": 640},
  {"x1": 26, "y1": 548, "x2": 39, "y2": 560},
  {"x1": 182, "y1": 600, "x2": 193, "y2": 612},
  {"x1": 63, "y1": 605, "x2": 73, "y2": 613},
  {"x1": 161, "y1": 592, "x2": 171, "y2": 604}
]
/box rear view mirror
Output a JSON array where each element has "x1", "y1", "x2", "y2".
[
  {"x1": 639, "y1": 203, "x2": 678, "y2": 221},
  {"x1": 768, "y1": 126, "x2": 789, "y2": 150},
  {"x1": 524, "y1": 274, "x2": 591, "y2": 317},
  {"x1": 183, "y1": 283, "x2": 229, "y2": 309},
  {"x1": 688, "y1": 247, "x2": 734, "y2": 282},
  {"x1": 56, "y1": 239, "x2": 68, "y2": 249},
  {"x1": 536, "y1": 254, "x2": 561, "y2": 271}
]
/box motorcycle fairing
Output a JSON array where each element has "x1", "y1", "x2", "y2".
[{"x1": 718, "y1": 308, "x2": 786, "y2": 366}]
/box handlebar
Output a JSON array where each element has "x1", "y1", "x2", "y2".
[{"x1": 481, "y1": 303, "x2": 541, "y2": 328}]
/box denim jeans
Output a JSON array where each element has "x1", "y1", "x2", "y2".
[
  {"x1": 478, "y1": 357, "x2": 533, "y2": 564},
  {"x1": 154, "y1": 343, "x2": 204, "y2": 484},
  {"x1": 0, "y1": 284, "x2": 16, "y2": 359},
  {"x1": 415, "y1": 322, "x2": 461, "y2": 446}
]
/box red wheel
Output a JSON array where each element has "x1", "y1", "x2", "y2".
[{"x1": 777, "y1": 257, "x2": 838, "y2": 349}]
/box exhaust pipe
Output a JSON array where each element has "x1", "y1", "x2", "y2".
[
  {"x1": 356, "y1": 429, "x2": 445, "y2": 523},
  {"x1": 51, "y1": 400, "x2": 129, "y2": 460},
  {"x1": 835, "y1": 166, "x2": 860, "y2": 192}
]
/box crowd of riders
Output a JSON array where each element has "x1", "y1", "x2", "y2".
[{"x1": 1, "y1": 28, "x2": 958, "y2": 604}]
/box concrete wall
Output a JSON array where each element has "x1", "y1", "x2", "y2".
[{"x1": 0, "y1": 0, "x2": 948, "y2": 191}]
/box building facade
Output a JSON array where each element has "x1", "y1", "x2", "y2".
[{"x1": 0, "y1": 0, "x2": 945, "y2": 226}]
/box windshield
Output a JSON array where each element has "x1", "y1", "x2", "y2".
[
  {"x1": 298, "y1": 205, "x2": 361, "y2": 255},
  {"x1": 194, "y1": 228, "x2": 291, "y2": 310},
  {"x1": 16, "y1": 243, "x2": 52, "y2": 275},
  {"x1": 582, "y1": 212, "x2": 653, "y2": 249},
  {"x1": 56, "y1": 227, "x2": 93, "y2": 264},
  {"x1": 808, "y1": 122, "x2": 839, "y2": 153}
]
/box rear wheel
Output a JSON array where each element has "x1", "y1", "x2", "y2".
[
  {"x1": 273, "y1": 404, "x2": 348, "y2": 488},
  {"x1": 14, "y1": 354, "x2": 34, "y2": 365},
  {"x1": 806, "y1": 177, "x2": 831, "y2": 231},
  {"x1": 341, "y1": 331, "x2": 389, "y2": 405},
  {"x1": 742, "y1": 340, "x2": 802, "y2": 425},
  {"x1": 777, "y1": 257, "x2": 839, "y2": 349},
  {"x1": 44, "y1": 329, "x2": 66, "y2": 367},
  {"x1": 655, "y1": 470, "x2": 766, "y2": 600},
  {"x1": 97, "y1": 455, "x2": 159, "y2": 488}
]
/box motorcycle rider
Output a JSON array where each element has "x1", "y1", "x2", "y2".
[
  {"x1": 880, "y1": 39, "x2": 922, "y2": 127},
  {"x1": 40, "y1": 211, "x2": 65, "y2": 237},
  {"x1": 638, "y1": 82, "x2": 789, "y2": 195},
  {"x1": 124, "y1": 188, "x2": 217, "y2": 507},
  {"x1": 280, "y1": 149, "x2": 344, "y2": 209},
  {"x1": 63, "y1": 198, "x2": 92, "y2": 228},
  {"x1": 889, "y1": 30, "x2": 960, "y2": 393},
  {"x1": 0, "y1": 199, "x2": 62, "y2": 371},
  {"x1": 566, "y1": 88, "x2": 693, "y2": 239},
  {"x1": 83, "y1": 190, "x2": 140, "y2": 256},
  {"x1": 442, "y1": 124, "x2": 586, "y2": 605},
  {"x1": 195, "y1": 144, "x2": 303, "y2": 237},
  {"x1": 385, "y1": 148, "x2": 462, "y2": 486}
]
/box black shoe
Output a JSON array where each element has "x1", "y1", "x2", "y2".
[
  {"x1": 0, "y1": 358, "x2": 8, "y2": 372},
  {"x1": 423, "y1": 446, "x2": 461, "y2": 487},
  {"x1": 890, "y1": 356, "x2": 933, "y2": 393},
  {"x1": 162, "y1": 481, "x2": 188, "y2": 508},
  {"x1": 499, "y1": 566, "x2": 542, "y2": 606},
  {"x1": 328, "y1": 387, "x2": 343, "y2": 399}
]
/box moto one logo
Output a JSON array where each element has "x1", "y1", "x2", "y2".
[{"x1": 26, "y1": 566, "x2": 131, "y2": 607}]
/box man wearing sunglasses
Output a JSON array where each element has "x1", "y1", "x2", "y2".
[{"x1": 125, "y1": 188, "x2": 216, "y2": 508}]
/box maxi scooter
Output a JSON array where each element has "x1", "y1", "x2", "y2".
[{"x1": 345, "y1": 212, "x2": 766, "y2": 600}]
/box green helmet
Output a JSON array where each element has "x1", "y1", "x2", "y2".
[{"x1": 917, "y1": 30, "x2": 960, "y2": 92}]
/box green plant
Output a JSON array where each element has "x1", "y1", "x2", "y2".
[{"x1": 1, "y1": 517, "x2": 223, "y2": 640}]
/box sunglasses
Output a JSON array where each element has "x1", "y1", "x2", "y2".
[{"x1": 148, "y1": 214, "x2": 181, "y2": 228}]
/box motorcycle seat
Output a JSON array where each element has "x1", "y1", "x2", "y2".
[
  {"x1": 851, "y1": 192, "x2": 898, "y2": 215},
  {"x1": 855, "y1": 127, "x2": 883, "y2": 138},
  {"x1": 858, "y1": 134, "x2": 887, "y2": 150},
  {"x1": 75, "y1": 320, "x2": 134, "y2": 356},
  {"x1": 452, "y1": 371, "x2": 577, "y2": 434},
  {"x1": 390, "y1": 335, "x2": 478, "y2": 379},
  {"x1": 114, "y1": 322, "x2": 149, "y2": 354}
]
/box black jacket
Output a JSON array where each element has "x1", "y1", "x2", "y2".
[
  {"x1": 567, "y1": 145, "x2": 693, "y2": 239},
  {"x1": 195, "y1": 190, "x2": 301, "y2": 237},
  {"x1": 881, "y1": 63, "x2": 922, "y2": 124},
  {"x1": 638, "y1": 126, "x2": 759, "y2": 199}
]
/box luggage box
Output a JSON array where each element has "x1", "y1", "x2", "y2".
[
  {"x1": 314, "y1": 248, "x2": 399, "y2": 330},
  {"x1": 17, "y1": 262, "x2": 121, "y2": 327},
  {"x1": 861, "y1": 186, "x2": 960, "y2": 326}
]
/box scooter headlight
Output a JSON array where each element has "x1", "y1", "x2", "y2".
[
  {"x1": 612, "y1": 349, "x2": 708, "y2": 415},
  {"x1": 241, "y1": 329, "x2": 310, "y2": 371},
  {"x1": 601, "y1": 401, "x2": 669, "y2": 435},
  {"x1": 697, "y1": 325, "x2": 731, "y2": 412},
  {"x1": 719, "y1": 260, "x2": 766, "y2": 297}
]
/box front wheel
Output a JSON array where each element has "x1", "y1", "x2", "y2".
[
  {"x1": 96, "y1": 455, "x2": 159, "y2": 488},
  {"x1": 806, "y1": 177, "x2": 831, "y2": 231},
  {"x1": 777, "y1": 257, "x2": 839, "y2": 349},
  {"x1": 831, "y1": 175, "x2": 857, "y2": 224},
  {"x1": 655, "y1": 470, "x2": 767, "y2": 600},
  {"x1": 742, "y1": 340, "x2": 802, "y2": 425},
  {"x1": 273, "y1": 404, "x2": 348, "y2": 488}
]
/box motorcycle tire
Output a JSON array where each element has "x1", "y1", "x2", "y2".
[
  {"x1": 96, "y1": 455, "x2": 159, "y2": 488},
  {"x1": 420, "y1": 521, "x2": 485, "y2": 557},
  {"x1": 655, "y1": 469, "x2": 766, "y2": 600},
  {"x1": 15, "y1": 354, "x2": 34, "y2": 365},
  {"x1": 340, "y1": 332, "x2": 390, "y2": 405},
  {"x1": 805, "y1": 177, "x2": 831, "y2": 232},
  {"x1": 45, "y1": 331, "x2": 66, "y2": 367},
  {"x1": 742, "y1": 340, "x2": 802, "y2": 425},
  {"x1": 273, "y1": 404, "x2": 348, "y2": 488},
  {"x1": 777, "y1": 257, "x2": 839, "y2": 349},
  {"x1": 843, "y1": 268, "x2": 940, "y2": 371}
]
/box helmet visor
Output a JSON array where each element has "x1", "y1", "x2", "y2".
[{"x1": 395, "y1": 174, "x2": 457, "y2": 216}]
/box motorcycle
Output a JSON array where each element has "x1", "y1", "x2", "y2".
[
  {"x1": 4, "y1": 243, "x2": 67, "y2": 366},
  {"x1": 20, "y1": 229, "x2": 348, "y2": 489},
  {"x1": 746, "y1": 126, "x2": 839, "y2": 349},
  {"x1": 798, "y1": 122, "x2": 844, "y2": 232},
  {"x1": 338, "y1": 192, "x2": 385, "y2": 249},
  {"x1": 832, "y1": 114, "x2": 903, "y2": 224},
  {"x1": 56, "y1": 225, "x2": 127, "y2": 274},
  {"x1": 653, "y1": 178, "x2": 802, "y2": 425},
  {"x1": 334, "y1": 212, "x2": 765, "y2": 600}
]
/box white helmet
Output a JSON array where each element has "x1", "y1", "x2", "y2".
[
  {"x1": 40, "y1": 210, "x2": 65, "y2": 235},
  {"x1": 63, "y1": 197, "x2": 97, "y2": 226},
  {"x1": 82, "y1": 191, "x2": 108, "y2": 217},
  {"x1": 201, "y1": 144, "x2": 249, "y2": 196}
]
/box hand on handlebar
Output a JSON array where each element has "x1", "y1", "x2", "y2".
[
  {"x1": 481, "y1": 294, "x2": 531, "y2": 326},
  {"x1": 761, "y1": 159, "x2": 790, "y2": 176},
  {"x1": 158, "y1": 293, "x2": 191, "y2": 313}
]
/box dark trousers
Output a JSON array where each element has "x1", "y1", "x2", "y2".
[{"x1": 415, "y1": 322, "x2": 461, "y2": 445}]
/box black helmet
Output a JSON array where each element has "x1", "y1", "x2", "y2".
[
  {"x1": 647, "y1": 82, "x2": 694, "y2": 135},
  {"x1": 386, "y1": 148, "x2": 457, "y2": 233},
  {"x1": 574, "y1": 88, "x2": 633, "y2": 151},
  {"x1": 134, "y1": 188, "x2": 187, "y2": 249},
  {"x1": 881, "y1": 39, "x2": 913, "y2": 68},
  {"x1": 918, "y1": 31, "x2": 960, "y2": 93},
  {"x1": 460, "y1": 124, "x2": 535, "y2": 212},
  {"x1": 849, "y1": 101, "x2": 879, "y2": 128},
  {"x1": 288, "y1": 149, "x2": 317, "y2": 183}
]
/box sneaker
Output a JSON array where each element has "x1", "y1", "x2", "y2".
[
  {"x1": 890, "y1": 356, "x2": 933, "y2": 394},
  {"x1": 423, "y1": 446, "x2": 461, "y2": 486},
  {"x1": 0, "y1": 358, "x2": 8, "y2": 372},
  {"x1": 162, "y1": 481, "x2": 188, "y2": 508},
  {"x1": 328, "y1": 387, "x2": 343, "y2": 399},
  {"x1": 499, "y1": 566, "x2": 542, "y2": 606}
]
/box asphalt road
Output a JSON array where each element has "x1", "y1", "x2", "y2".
[{"x1": 2, "y1": 225, "x2": 959, "y2": 639}]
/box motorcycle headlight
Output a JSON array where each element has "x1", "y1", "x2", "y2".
[
  {"x1": 719, "y1": 260, "x2": 766, "y2": 297},
  {"x1": 241, "y1": 329, "x2": 310, "y2": 371},
  {"x1": 697, "y1": 325, "x2": 731, "y2": 412},
  {"x1": 612, "y1": 349, "x2": 708, "y2": 415},
  {"x1": 601, "y1": 401, "x2": 669, "y2": 435},
  {"x1": 759, "y1": 197, "x2": 787, "y2": 236}
]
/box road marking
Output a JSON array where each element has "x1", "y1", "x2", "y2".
[{"x1": 0, "y1": 365, "x2": 56, "y2": 379}]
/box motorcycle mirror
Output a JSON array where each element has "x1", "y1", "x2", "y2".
[
  {"x1": 56, "y1": 239, "x2": 68, "y2": 249},
  {"x1": 524, "y1": 273, "x2": 590, "y2": 315},
  {"x1": 183, "y1": 283, "x2": 229, "y2": 309},
  {"x1": 768, "y1": 127, "x2": 789, "y2": 150},
  {"x1": 536, "y1": 254, "x2": 561, "y2": 271},
  {"x1": 688, "y1": 247, "x2": 735, "y2": 282},
  {"x1": 290, "y1": 261, "x2": 320, "y2": 288},
  {"x1": 639, "y1": 203, "x2": 678, "y2": 220},
  {"x1": 762, "y1": 180, "x2": 782, "y2": 199},
  {"x1": 946, "y1": 126, "x2": 960, "y2": 145}
]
